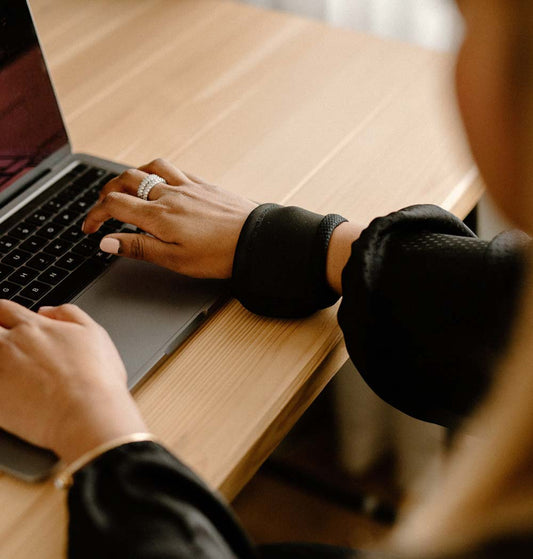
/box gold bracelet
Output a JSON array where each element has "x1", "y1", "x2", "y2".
[{"x1": 54, "y1": 432, "x2": 160, "y2": 490}]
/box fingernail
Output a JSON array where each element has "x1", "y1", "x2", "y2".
[
  {"x1": 81, "y1": 220, "x2": 86, "y2": 232},
  {"x1": 38, "y1": 306, "x2": 54, "y2": 313},
  {"x1": 100, "y1": 237, "x2": 120, "y2": 254}
]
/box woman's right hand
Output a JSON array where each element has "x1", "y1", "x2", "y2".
[{"x1": 83, "y1": 159, "x2": 258, "y2": 279}]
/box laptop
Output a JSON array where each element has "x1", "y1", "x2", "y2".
[{"x1": 0, "y1": 1, "x2": 226, "y2": 481}]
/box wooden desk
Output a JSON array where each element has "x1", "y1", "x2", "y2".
[{"x1": 0, "y1": 1, "x2": 482, "y2": 556}]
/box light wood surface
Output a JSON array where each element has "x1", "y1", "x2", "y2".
[{"x1": 0, "y1": 0, "x2": 482, "y2": 556}]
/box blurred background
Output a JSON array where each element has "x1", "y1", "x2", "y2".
[
  {"x1": 232, "y1": 0, "x2": 508, "y2": 551},
  {"x1": 242, "y1": 0, "x2": 462, "y2": 51}
]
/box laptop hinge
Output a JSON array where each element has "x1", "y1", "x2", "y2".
[
  {"x1": 16, "y1": 167, "x2": 52, "y2": 195},
  {"x1": 0, "y1": 150, "x2": 76, "y2": 225}
]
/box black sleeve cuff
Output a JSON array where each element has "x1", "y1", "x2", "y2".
[
  {"x1": 231, "y1": 204, "x2": 347, "y2": 318},
  {"x1": 69, "y1": 441, "x2": 256, "y2": 559}
]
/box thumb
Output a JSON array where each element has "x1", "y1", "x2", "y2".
[{"x1": 99, "y1": 233, "x2": 176, "y2": 267}]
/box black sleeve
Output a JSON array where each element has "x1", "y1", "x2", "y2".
[
  {"x1": 68, "y1": 441, "x2": 257, "y2": 559},
  {"x1": 232, "y1": 202, "x2": 529, "y2": 428},
  {"x1": 232, "y1": 204, "x2": 347, "y2": 317},
  {"x1": 338, "y1": 204, "x2": 529, "y2": 428}
]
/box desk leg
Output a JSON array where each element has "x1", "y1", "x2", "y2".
[{"x1": 334, "y1": 361, "x2": 447, "y2": 494}]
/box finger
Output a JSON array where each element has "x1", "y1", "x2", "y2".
[
  {"x1": 37, "y1": 304, "x2": 94, "y2": 326},
  {"x1": 138, "y1": 158, "x2": 193, "y2": 186},
  {"x1": 0, "y1": 299, "x2": 37, "y2": 329},
  {"x1": 99, "y1": 167, "x2": 172, "y2": 206},
  {"x1": 98, "y1": 168, "x2": 148, "y2": 202},
  {"x1": 99, "y1": 232, "x2": 177, "y2": 267},
  {"x1": 83, "y1": 192, "x2": 155, "y2": 234},
  {"x1": 181, "y1": 170, "x2": 211, "y2": 185}
]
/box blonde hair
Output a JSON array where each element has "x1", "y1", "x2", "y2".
[
  {"x1": 389, "y1": 3, "x2": 533, "y2": 554},
  {"x1": 514, "y1": 0, "x2": 533, "y2": 222}
]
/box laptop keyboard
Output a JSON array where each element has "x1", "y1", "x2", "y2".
[{"x1": 0, "y1": 163, "x2": 129, "y2": 310}]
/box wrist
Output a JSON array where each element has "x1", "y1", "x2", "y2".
[
  {"x1": 52, "y1": 389, "x2": 147, "y2": 464},
  {"x1": 326, "y1": 221, "x2": 362, "y2": 295},
  {"x1": 54, "y1": 433, "x2": 159, "y2": 489}
]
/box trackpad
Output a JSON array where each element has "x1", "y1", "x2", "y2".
[{"x1": 74, "y1": 258, "x2": 226, "y2": 388}]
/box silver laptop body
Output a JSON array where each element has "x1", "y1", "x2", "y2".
[{"x1": 0, "y1": 1, "x2": 225, "y2": 481}]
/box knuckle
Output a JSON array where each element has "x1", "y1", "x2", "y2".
[
  {"x1": 159, "y1": 204, "x2": 180, "y2": 226},
  {"x1": 120, "y1": 169, "x2": 137, "y2": 182},
  {"x1": 0, "y1": 300, "x2": 30, "y2": 322},
  {"x1": 129, "y1": 236, "x2": 146, "y2": 260},
  {"x1": 151, "y1": 158, "x2": 167, "y2": 168},
  {"x1": 104, "y1": 191, "x2": 121, "y2": 205},
  {"x1": 99, "y1": 184, "x2": 111, "y2": 198},
  {"x1": 153, "y1": 198, "x2": 171, "y2": 212},
  {"x1": 163, "y1": 191, "x2": 184, "y2": 208},
  {"x1": 149, "y1": 203, "x2": 168, "y2": 222},
  {"x1": 58, "y1": 303, "x2": 77, "y2": 313},
  {"x1": 101, "y1": 176, "x2": 116, "y2": 191},
  {"x1": 18, "y1": 320, "x2": 39, "y2": 336}
]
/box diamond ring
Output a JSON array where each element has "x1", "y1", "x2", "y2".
[{"x1": 136, "y1": 174, "x2": 167, "y2": 201}]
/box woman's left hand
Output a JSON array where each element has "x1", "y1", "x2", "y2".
[
  {"x1": 83, "y1": 159, "x2": 257, "y2": 279},
  {"x1": 0, "y1": 301, "x2": 146, "y2": 463}
]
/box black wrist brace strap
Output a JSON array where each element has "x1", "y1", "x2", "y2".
[{"x1": 232, "y1": 203, "x2": 347, "y2": 318}]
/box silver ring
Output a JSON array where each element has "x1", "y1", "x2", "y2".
[{"x1": 136, "y1": 174, "x2": 166, "y2": 201}]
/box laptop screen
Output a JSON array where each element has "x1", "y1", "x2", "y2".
[{"x1": 0, "y1": 1, "x2": 68, "y2": 199}]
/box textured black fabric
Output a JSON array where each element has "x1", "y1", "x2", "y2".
[
  {"x1": 68, "y1": 203, "x2": 531, "y2": 558},
  {"x1": 338, "y1": 204, "x2": 529, "y2": 429},
  {"x1": 232, "y1": 204, "x2": 347, "y2": 317},
  {"x1": 69, "y1": 443, "x2": 533, "y2": 559},
  {"x1": 68, "y1": 442, "x2": 257, "y2": 559},
  {"x1": 258, "y1": 542, "x2": 375, "y2": 558},
  {"x1": 427, "y1": 531, "x2": 533, "y2": 559},
  {"x1": 258, "y1": 542, "x2": 404, "y2": 558}
]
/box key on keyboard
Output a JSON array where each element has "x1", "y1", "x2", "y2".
[{"x1": 0, "y1": 164, "x2": 124, "y2": 309}]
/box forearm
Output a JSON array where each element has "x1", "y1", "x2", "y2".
[{"x1": 232, "y1": 201, "x2": 529, "y2": 427}]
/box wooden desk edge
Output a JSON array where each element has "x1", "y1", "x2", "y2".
[
  {"x1": 218, "y1": 170, "x2": 485, "y2": 501},
  {"x1": 220, "y1": 341, "x2": 349, "y2": 500}
]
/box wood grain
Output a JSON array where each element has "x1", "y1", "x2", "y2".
[{"x1": 0, "y1": 1, "x2": 480, "y2": 556}]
